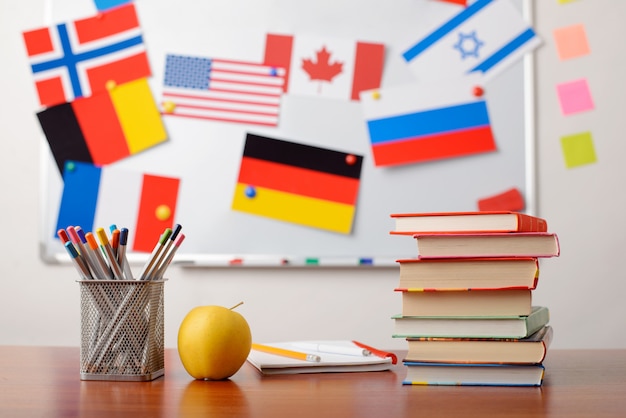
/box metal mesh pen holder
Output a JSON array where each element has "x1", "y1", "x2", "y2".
[{"x1": 78, "y1": 279, "x2": 166, "y2": 381}]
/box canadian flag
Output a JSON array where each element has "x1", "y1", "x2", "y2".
[{"x1": 264, "y1": 33, "x2": 385, "y2": 101}]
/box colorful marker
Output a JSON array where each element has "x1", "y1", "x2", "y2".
[
  {"x1": 57, "y1": 229, "x2": 70, "y2": 244},
  {"x1": 66, "y1": 226, "x2": 86, "y2": 255},
  {"x1": 117, "y1": 228, "x2": 133, "y2": 280},
  {"x1": 154, "y1": 233, "x2": 185, "y2": 280},
  {"x1": 139, "y1": 228, "x2": 172, "y2": 281},
  {"x1": 151, "y1": 224, "x2": 182, "y2": 280},
  {"x1": 110, "y1": 229, "x2": 120, "y2": 258},
  {"x1": 85, "y1": 232, "x2": 113, "y2": 280},
  {"x1": 75, "y1": 226, "x2": 105, "y2": 279},
  {"x1": 65, "y1": 241, "x2": 92, "y2": 280},
  {"x1": 96, "y1": 228, "x2": 124, "y2": 280}
]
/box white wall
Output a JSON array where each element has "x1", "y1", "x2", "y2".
[
  {"x1": 532, "y1": 0, "x2": 626, "y2": 348},
  {"x1": 1, "y1": 0, "x2": 623, "y2": 350}
]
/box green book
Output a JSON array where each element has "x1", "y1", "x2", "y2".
[{"x1": 392, "y1": 306, "x2": 549, "y2": 339}]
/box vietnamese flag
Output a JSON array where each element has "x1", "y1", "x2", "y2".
[
  {"x1": 55, "y1": 161, "x2": 180, "y2": 252},
  {"x1": 264, "y1": 33, "x2": 384, "y2": 101},
  {"x1": 37, "y1": 78, "x2": 168, "y2": 174},
  {"x1": 232, "y1": 134, "x2": 363, "y2": 234}
]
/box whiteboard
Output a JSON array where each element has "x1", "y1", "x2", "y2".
[{"x1": 39, "y1": 0, "x2": 535, "y2": 266}]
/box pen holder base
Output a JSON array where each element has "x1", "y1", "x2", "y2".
[{"x1": 78, "y1": 280, "x2": 166, "y2": 381}]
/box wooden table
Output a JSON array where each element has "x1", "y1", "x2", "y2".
[{"x1": 0, "y1": 346, "x2": 625, "y2": 417}]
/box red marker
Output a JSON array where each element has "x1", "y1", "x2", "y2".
[
  {"x1": 57, "y1": 229, "x2": 70, "y2": 244},
  {"x1": 352, "y1": 341, "x2": 398, "y2": 364}
]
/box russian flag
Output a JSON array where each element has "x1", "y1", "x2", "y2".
[
  {"x1": 55, "y1": 161, "x2": 180, "y2": 252},
  {"x1": 264, "y1": 33, "x2": 385, "y2": 101},
  {"x1": 401, "y1": 0, "x2": 540, "y2": 82},
  {"x1": 22, "y1": 3, "x2": 151, "y2": 107},
  {"x1": 231, "y1": 134, "x2": 363, "y2": 234},
  {"x1": 360, "y1": 74, "x2": 496, "y2": 167},
  {"x1": 37, "y1": 78, "x2": 167, "y2": 175}
]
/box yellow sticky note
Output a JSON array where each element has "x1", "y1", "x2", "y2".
[
  {"x1": 560, "y1": 132, "x2": 597, "y2": 168},
  {"x1": 557, "y1": 0, "x2": 578, "y2": 4},
  {"x1": 553, "y1": 24, "x2": 590, "y2": 61},
  {"x1": 111, "y1": 78, "x2": 168, "y2": 154}
]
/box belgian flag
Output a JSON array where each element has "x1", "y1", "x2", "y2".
[
  {"x1": 37, "y1": 78, "x2": 167, "y2": 175},
  {"x1": 232, "y1": 134, "x2": 363, "y2": 234}
]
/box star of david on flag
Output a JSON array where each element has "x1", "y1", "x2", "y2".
[{"x1": 401, "y1": 0, "x2": 541, "y2": 82}]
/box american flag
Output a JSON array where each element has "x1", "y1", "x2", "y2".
[
  {"x1": 161, "y1": 54, "x2": 285, "y2": 127},
  {"x1": 22, "y1": 3, "x2": 151, "y2": 107}
]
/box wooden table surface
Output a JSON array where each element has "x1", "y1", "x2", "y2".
[{"x1": 0, "y1": 346, "x2": 625, "y2": 417}]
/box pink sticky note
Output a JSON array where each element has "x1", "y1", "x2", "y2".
[
  {"x1": 556, "y1": 79, "x2": 594, "y2": 115},
  {"x1": 553, "y1": 24, "x2": 590, "y2": 60}
]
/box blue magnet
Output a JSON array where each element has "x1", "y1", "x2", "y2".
[{"x1": 245, "y1": 185, "x2": 256, "y2": 198}]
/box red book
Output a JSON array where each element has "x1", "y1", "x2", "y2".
[{"x1": 390, "y1": 211, "x2": 548, "y2": 235}]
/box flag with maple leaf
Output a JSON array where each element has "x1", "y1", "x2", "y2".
[{"x1": 264, "y1": 33, "x2": 384, "y2": 101}]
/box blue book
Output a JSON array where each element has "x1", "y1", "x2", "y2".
[{"x1": 402, "y1": 362, "x2": 545, "y2": 386}]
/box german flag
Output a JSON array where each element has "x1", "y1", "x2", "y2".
[{"x1": 232, "y1": 134, "x2": 363, "y2": 234}]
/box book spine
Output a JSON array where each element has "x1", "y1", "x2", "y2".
[
  {"x1": 538, "y1": 326, "x2": 554, "y2": 362},
  {"x1": 518, "y1": 214, "x2": 548, "y2": 232},
  {"x1": 525, "y1": 307, "x2": 550, "y2": 337}
]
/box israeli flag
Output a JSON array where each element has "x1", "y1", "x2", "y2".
[{"x1": 402, "y1": 0, "x2": 541, "y2": 82}]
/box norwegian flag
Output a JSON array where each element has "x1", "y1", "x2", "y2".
[{"x1": 22, "y1": 3, "x2": 151, "y2": 107}]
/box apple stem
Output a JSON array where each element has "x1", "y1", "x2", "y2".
[{"x1": 229, "y1": 301, "x2": 244, "y2": 310}]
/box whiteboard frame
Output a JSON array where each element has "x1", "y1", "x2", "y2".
[{"x1": 38, "y1": 0, "x2": 537, "y2": 267}]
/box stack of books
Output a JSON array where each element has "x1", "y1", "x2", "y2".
[{"x1": 389, "y1": 211, "x2": 560, "y2": 386}]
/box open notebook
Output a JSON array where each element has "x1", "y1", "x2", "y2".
[{"x1": 246, "y1": 340, "x2": 395, "y2": 375}]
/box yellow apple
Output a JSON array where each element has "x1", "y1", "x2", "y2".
[{"x1": 177, "y1": 304, "x2": 252, "y2": 380}]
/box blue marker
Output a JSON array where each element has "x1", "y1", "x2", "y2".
[
  {"x1": 117, "y1": 228, "x2": 134, "y2": 280},
  {"x1": 65, "y1": 241, "x2": 92, "y2": 280}
]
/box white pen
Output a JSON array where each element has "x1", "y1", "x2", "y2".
[{"x1": 292, "y1": 342, "x2": 371, "y2": 357}]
